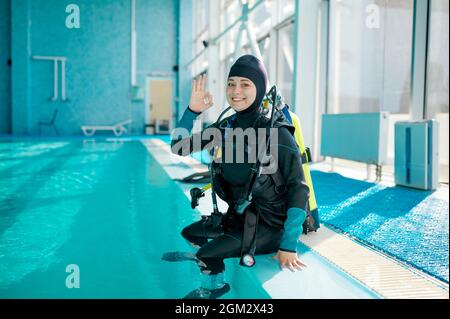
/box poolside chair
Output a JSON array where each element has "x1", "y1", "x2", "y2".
[
  {"x1": 38, "y1": 109, "x2": 59, "y2": 136},
  {"x1": 81, "y1": 119, "x2": 132, "y2": 137}
]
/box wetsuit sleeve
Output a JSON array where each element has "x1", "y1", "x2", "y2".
[
  {"x1": 274, "y1": 127, "x2": 310, "y2": 252},
  {"x1": 170, "y1": 106, "x2": 216, "y2": 156}
]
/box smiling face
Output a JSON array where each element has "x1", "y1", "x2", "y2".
[{"x1": 226, "y1": 76, "x2": 257, "y2": 112}]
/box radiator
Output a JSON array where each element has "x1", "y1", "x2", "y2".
[{"x1": 321, "y1": 112, "x2": 389, "y2": 165}]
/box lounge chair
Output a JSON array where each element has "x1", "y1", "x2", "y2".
[
  {"x1": 39, "y1": 109, "x2": 59, "y2": 136},
  {"x1": 81, "y1": 119, "x2": 132, "y2": 137}
]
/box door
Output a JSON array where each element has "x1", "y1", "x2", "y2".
[{"x1": 147, "y1": 78, "x2": 173, "y2": 129}]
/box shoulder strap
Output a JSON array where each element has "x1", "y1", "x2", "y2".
[{"x1": 268, "y1": 168, "x2": 285, "y2": 189}]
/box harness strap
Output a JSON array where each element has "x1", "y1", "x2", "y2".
[
  {"x1": 240, "y1": 205, "x2": 259, "y2": 259},
  {"x1": 301, "y1": 147, "x2": 312, "y2": 164},
  {"x1": 268, "y1": 168, "x2": 285, "y2": 188}
]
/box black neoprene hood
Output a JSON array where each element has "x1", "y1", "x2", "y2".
[{"x1": 228, "y1": 55, "x2": 268, "y2": 114}]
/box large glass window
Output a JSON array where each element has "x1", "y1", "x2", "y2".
[
  {"x1": 219, "y1": 0, "x2": 240, "y2": 60},
  {"x1": 258, "y1": 35, "x2": 272, "y2": 80},
  {"x1": 193, "y1": 0, "x2": 209, "y2": 75},
  {"x1": 216, "y1": 0, "x2": 295, "y2": 110},
  {"x1": 249, "y1": 0, "x2": 274, "y2": 38},
  {"x1": 426, "y1": 0, "x2": 449, "y2": 183},
  {"x1": 219, "y1": 55, "x2": 235, "y2": 109},
  {"x1": 278, "y1": 0, "x2": 295, "y2": 22},
  {"x1": 327, "y1": 0, "x2": 414, "y2": 115},
  {"x1": 277, "y1": 22, "x2": 295, "y2": 106}
]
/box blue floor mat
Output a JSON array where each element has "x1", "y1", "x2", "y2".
[{"x1": 311, "y1": 170, "x2": 449, "y2": 283}]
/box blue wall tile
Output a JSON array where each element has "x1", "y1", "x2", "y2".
[
  {"x1": 11, "y1": 0, "x2": 31, "y2": 135},
  {"x1": 133, "y1": 0, "x2": 178, "y2": 132},
  {"x1": 0, "y1": 0, "x2": 11, "y2": 134},
  {"x1": 10, "y1": 0, "x2": 180, "y2": 136},
  {"x1": 178, "y1": 0, "x2": 193, "y2": 123}
]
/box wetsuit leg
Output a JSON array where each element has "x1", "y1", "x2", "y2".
[
  {"x1": 181, "y1": 218, "x2": 224, "y2": 247},
  {"x1": 195, "y1": 218, "x2": 283, "y2": 274},
  {"x1": 195, "y1": 231, "x2": 242, "y2": 275}
]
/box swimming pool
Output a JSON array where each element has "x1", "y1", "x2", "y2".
[{"x1": 0, "y1": 139, "x2": 379, "y2": 298}]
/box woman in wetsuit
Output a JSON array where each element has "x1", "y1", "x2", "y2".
[{"x1": 170, "y1": 55, "x2": 309, "y2": 299}]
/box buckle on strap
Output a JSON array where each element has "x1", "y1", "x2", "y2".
[{"x1": 301, "y1": 147, "x2": 312, "y2": 164}]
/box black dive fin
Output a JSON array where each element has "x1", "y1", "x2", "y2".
[
  {"x1": 175, "y1": 171, "x2": 211, "y2": 184},
  {"x1": 183, "y1": 283, "x2": 231, "y2": 299},
  {"x1": 161, "y1": 251, "x2": 198, "y2": 262}
]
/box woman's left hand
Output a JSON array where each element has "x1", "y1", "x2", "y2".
[{"x1": 273, "y1": 250, "x2": 307, "y2": 272}]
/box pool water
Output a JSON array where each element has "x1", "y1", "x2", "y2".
[
  {"x1": 0, "y1": 140, "x2": 268, "y2": 298},
  {"x1": 4, "y1": 138, "x2": 440, "y2": 298}
]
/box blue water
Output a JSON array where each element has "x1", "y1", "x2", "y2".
[
  {"x1": 0, "y1": 139, "x2": 382, "y2": 299},
  {"x1": 311, "y1": 170, "x2": 449, "y2": 283},
  {"x1": 0, "y1": 139, "x2": 267, "y2": 298}
]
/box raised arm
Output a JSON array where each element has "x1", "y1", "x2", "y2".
[{"x1": 171, "y1": 75, "x2": 216, "y2": 156}]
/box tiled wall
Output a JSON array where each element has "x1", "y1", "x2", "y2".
[
  {"x1": 9, "y1": 0, "x2": 181, "y2": 136},
  {"x1": 0, "y1": 0, "x2": 11, "y2": 134}
]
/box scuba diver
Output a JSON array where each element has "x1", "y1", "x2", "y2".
[{"x1": 167, "y1": 55, "x2": 310, "y2": 299}]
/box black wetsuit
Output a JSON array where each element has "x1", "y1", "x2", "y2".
[
  {"x1": 171, "y1": 54, "x2": 309, "y2": 275},
  {"x1": 171, "y1": 106, "x2": 310, "y2": 274}
]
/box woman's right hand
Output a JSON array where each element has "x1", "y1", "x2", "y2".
[{"x1": 189, "y1": 74, "x2": 214, "y2": 114}]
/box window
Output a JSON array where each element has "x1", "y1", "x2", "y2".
[
  {"x1": 278, "y1": 0, "x2": 295, "y2": 22},
  {"x1": 193, "y1": 0, "x2": 209, "y2": 75},
  {"x1": 215, "y1": 1, "x2": 295, "y2": 110},
  {"x1": 219, "y1": 55, "x2": 235, "y2": 109},
  {"x1": 426, "y1": 0, "x2": 449, "y2": 118},
  {"x1": 426, "y1": 0, "x2": 449, "y2": 182},
  {"x1": 219, "y1": 0, "x2": 241, "y2": 60},
  {"x1": 258, "y1": 35, "x2": 272, "y2": 81},
  {"x1": 277, "y1": 22, "x2": 295, "y2": 106},
  {"x1": 327, "y1": 0, "x2": 414, "y2": 115},
  {"x1": 249, "y1": 0, "x2": 274, "y2": 38}
]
